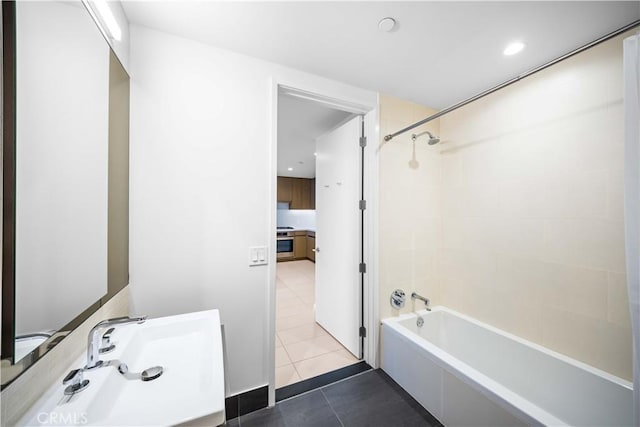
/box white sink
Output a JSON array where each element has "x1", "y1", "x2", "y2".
[{"x1": 20, "y1": 310, "x2": 225, "y2": 426}]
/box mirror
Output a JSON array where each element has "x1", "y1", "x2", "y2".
[
  {"x1": 1, "y1": 0, "x2": 130, "y2": 388},
  {"x1": 14, "y1": 0, "x2": 109, "y2": 355}
]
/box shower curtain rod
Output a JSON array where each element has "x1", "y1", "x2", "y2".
[{"x1": 384, "y1": 19, "x2": 640, "y2": 142}]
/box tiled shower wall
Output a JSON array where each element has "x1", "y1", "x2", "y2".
[
  {"x1": 438, "y1": 31, "x2": 631, "y2": 380},
  {"x1": 378, "y1": 95, "x2": 441, "y2": 321},
  {"x1": 379, "y1": 30, "x2": 632, "y2": 380}
]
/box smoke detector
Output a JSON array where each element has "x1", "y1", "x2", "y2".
[{"x1": 378, "y1": 17, "x2": 396, "y2": 33}]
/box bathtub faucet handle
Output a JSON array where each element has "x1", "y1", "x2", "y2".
[
  {"x1": 411, "y1": 292, "x2": 431, "y2": 311},
  {"x1": 390, "y1": 289, "x2": 406, "y2": 309}
]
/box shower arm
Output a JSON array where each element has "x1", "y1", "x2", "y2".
[
  {"x1": 383, "y1": 19, "x2": 640, "y2": 142},
  {"x1": 411, "y1": 131, "x2": 434, "y2": 141}
]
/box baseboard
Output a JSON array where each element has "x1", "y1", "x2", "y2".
[{"x1": 224, "y1": 385, "x2": 268, "y2": 420}]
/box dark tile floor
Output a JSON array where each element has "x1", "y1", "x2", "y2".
[{"x1": 227, "y1": 369, "x2": 442, "y2": 427}]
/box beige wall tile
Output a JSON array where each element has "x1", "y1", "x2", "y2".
[
  {"x1": 607, "y1": 272, "x2": 632, "y2": 327},
  {"x1": 540, "y1": 307, "x2": 598, "y2": 364},
  {"x1": 500, "y1": 300, "x2": 543, "y2": 344},
  {"x1": 379, "y1": 94, "x2": 442, "y2": 320},
  {"x1": 593, "y1": 322, "x2": 633, "y2": 380},
  {"x1": 543, "y1": 169, "x2": 607, "y2": 219},
  {"x1": 380, "y1": 32, "x2": 631, "y2": 381},
  {"x1": 541, "y1": 263, "x2": 609, "y2": 321},
  {"x1": 606, "y1": 168, "x2": 625, "y2": 221},
  {"x1": 542, "y1": 219, "x2": 625, "y2": 273}
]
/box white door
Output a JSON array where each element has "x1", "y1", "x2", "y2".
[{"x1": 315, "y1": 116, "x2": 361, "y2": 357}]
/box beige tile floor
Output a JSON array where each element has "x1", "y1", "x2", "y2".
[{"x1": 275, "y1": 260, "x2": 359, "y2": 388}]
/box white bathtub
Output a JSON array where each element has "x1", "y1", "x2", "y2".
[{"x1": 381, "y1": 307, "x2": 633, "y2": 426}]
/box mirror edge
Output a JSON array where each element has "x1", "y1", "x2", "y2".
[{"x1": 1, "y1": 0, "x2": 17, "y2": 364}]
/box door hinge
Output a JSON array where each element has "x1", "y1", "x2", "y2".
[
  {"x1": 359, "y1": 136, "x2": 367, "y2": 148},
  {"x1": 359, "y1": 326, "x2": 367, "y2": 338},
  {"x1": 359, "y1": 200, "x2": 367, "y2": 210},
  {"x1": 359, "y1": 262, "x2": 367, "y2": 273}
]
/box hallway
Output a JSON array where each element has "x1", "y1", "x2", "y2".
[{"x1": 275, "y1": 260, "x2": 358, "y2": 388}]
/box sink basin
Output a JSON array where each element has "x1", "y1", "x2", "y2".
[{"x1": 20, "y1": 310, "x2": 225, "y2": 426}]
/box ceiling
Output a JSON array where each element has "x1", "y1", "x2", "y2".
[
  {"x1": 277, "y1": 94, "x2": 353, "y2": 178},
  {"x1": 123, "y1": 1, "x2": 639, "y2": 109}
]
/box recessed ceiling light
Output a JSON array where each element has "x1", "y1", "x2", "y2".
[
  {"x1": 503, "y1": 41, "x2": 525, "y2": 56},
  {"x1": 378, "y1": 17, "x2": 396, "y2": 33},
  {"x1": 287, "y1": 167, "x2": 293, "y2": 171},
  {"x1": 313, "y1": 152, "x2": 317, "y2": 156}
]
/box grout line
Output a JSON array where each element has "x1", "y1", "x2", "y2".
[
  {"x1": 280, "y1": 344, "x2": 295, "y2": 367},
  {"x1": 290, "y1": 360, "x2": 304, "y2": 384},
  {"x1": 275, "y1": 361, "x2": 298, "y2": 388},
  {"x1": 290, "y1": 351, "x2": 360, "y2": 382},
  {"x1": 321, "y1": 388, "x2": 345, "y2": 427}
]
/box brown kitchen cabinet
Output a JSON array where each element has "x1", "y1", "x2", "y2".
[
  {"x1": 293, "y1": 235, "x2": 307, "y2": 259},
  {"x1": 306, "y1": 236, "x2": 315, "y2": 262},
  {"x1": 277, "y1": 177, "x2": 315, "y2": 209},
  {"x1": 277, "y1": 177, "x2": 293, "y2": 203}
]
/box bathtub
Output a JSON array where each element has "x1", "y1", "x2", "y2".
[{"x1": 381, "y1": 307, "x2": 633, "y2": 426}]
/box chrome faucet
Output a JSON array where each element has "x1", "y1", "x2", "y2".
[
  {"x1": 411, "y1": 292, "x2": 431, "y2": 311},
  {"x1": 86, "y1": 316, "x2": 146, "y2": 370}
]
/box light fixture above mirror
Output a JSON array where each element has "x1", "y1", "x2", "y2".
[{"x1": 83, "y1": 0, "x2": 122, "y2": 42}]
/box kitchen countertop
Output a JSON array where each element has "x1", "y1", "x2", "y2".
[{"x1": 278, "y1": 227, "x2": 315, "y2": 233}]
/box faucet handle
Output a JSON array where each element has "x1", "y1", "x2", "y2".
[
  {"x1": 390, "y1": 289, "x2": 406, "y2": 309},
  {"x1": 63, "y1": 369, "x2": 90, "y2": 395},
  {"x1": 99, "y1": 328, "x2": 116, "y2": 354}
]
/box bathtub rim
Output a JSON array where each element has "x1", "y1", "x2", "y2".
[
  {"x1": 383, "y1": 306, "x2": 632, "y2": 389},
  {"x1": 381, "y1": 306, "x2": 632, "y2": 426}
]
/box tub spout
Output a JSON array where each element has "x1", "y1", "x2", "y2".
[{"x1": 411, "y1": 292, "x2": 431, "y2": 311}]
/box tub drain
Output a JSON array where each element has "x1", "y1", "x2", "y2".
[
  {"x1": 416, "y1": 317, "x2": 424, "y2": 327},
  {"x1": 141, "y1": 366, "x2": 163, "y2": 381}
]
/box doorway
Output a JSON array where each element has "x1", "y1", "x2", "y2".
[{"x1": 274, "y1": 88, "x2": 369, "y2": 390}]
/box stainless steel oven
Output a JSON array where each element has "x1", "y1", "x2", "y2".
[{"x1": 276, "y1": 228, "x2": 294, "y2": 259}]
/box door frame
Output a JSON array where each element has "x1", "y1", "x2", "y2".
[{"x1": 267, "y1": 80, "x2": 379, "y2": 407}]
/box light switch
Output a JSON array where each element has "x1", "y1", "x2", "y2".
[{"x1": 249, "y1": 246, "x2": 268, "y2": 266}]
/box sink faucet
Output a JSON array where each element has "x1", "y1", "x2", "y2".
[
  {"x1": 86, "y1": 316, "x2": 146, "y2": 370},
  {"x1": 411, "y1": 292, "x2": 431, "y2": 311}
]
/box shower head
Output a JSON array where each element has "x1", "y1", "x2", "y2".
[{"x1": 411, "y1": 131, "x2": 440, "y2": 145}]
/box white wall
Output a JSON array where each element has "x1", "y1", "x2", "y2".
[
  {"x1": 15, "y1": 1, "x2": 109, "y2": 335},
  {"x1": 129, "y1": 25, "x2": 377, "y2": 395}
]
